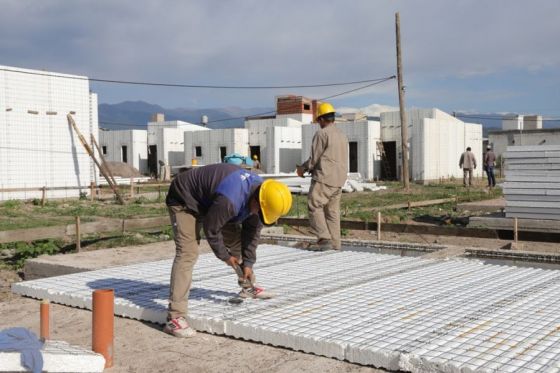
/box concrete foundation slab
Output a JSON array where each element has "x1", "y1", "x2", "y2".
[
  {"x1": 12, "y1": 245, "x2": 560, "y2": 372},
  {"x1": 0, "y1": 340, "x2": 105, "y2": 372}
]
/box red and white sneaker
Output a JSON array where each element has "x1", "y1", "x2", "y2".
[
  {"x1": 163, "y1": 317, "x2": 197, "y2": 338},
  {"x1": 239, "y1": 286, "x2": 275, "y2": 299}
]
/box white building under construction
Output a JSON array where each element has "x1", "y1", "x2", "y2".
[
  {"x1": 0, "y1": 65, "x2": 99, "y2": 201},
  {"x1": 380, "y1": 108, "x2": 483, "y2": 182}
]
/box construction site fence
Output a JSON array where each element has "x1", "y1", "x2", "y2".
[{"x1": 2, "y1": 215, "x2": 560, "y2": 246}]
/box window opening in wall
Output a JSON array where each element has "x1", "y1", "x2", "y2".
[
  {"x1": 220, "y1": 146, "x2": 227, "y2": 162},
  {"x1": 349, "y1": 141, "x2": 358, "y2": 173},
  {"x1": 195, "y1": 146, "x2": 202, "y2": 157},
  {"x1": 102, "y1": 146, "x2": 107, "y2": 155},
  {"x1": 121, "y1": 145, "x2": 128, "y2": 163},
  {"x1": 303, "y1": 103, "x2": 310, "y2": 110},
  {"x1": 250, "y1": 146, "x2": 261, "y2": 162}
]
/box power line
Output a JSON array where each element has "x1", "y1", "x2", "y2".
[
  {"x1": 207, "y1": 76, "x2": 396, "y2": 123},
  {"x1": 0, "y1": 67, "x2": 394, "y2": 90}
]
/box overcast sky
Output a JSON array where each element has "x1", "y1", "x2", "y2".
[{"x1": 1, "y1": 0, "x2": 559, "y2": 115}]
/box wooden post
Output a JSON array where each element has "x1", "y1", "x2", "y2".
[
  {"x1": 396, "y1": 12, "x2": 410, "y2": 191},
  {"x1": 377, "y1": 211, "x2": 382, "y2": 241},
  {"x1": 67, "y1": 114, "x2": 125, "y2": 204},
  {"x1": 41, "y1": 186, "x2": 46, "y2": 207},
  {"x1": 514, "y1": 217, "x2": 518, "y2": 246},
  {"x1": 130, "y1": 178, "x2": 134, "y2": 197},
  {"x1": 158, "y1": 185, "x2": 161, "y2": 200},
  {"x1": 407, "y1": 200, "x2": 411, "y2": 211},
  {"x1": 75, "y1": 216, "x2": 81, "y2": 252},
  {"x1": 90, "y1": 182, "x2": 95, "y2": 202}
]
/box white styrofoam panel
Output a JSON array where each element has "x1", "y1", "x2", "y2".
[
  {"x1": 185, "y1": 128, "x2": 250, "y2": 166},
  {"x1": 0, "y1": 340, "x2": 105, "y2": 372},
  {"x1": 0, "y1": 65, "x2": 97, "y2": 200},
  {"x1": 12, "y1": 245, "x2": 560, "y2": 372}
]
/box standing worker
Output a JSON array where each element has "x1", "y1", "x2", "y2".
[
  {"x1": 297, "y1": 102, "x2": 348, "y2": 251},
  {"x1": 484, "y1": 145, "x2": 496, "y2": 189},
  {"x1": 164, "y1": 163, "x2": 292, "y2": 337},
  {"x1": 459, "y1": 147, "x2": 477, "y2": 187},
  {"x1": 252, "y1": 154, "x2": 261, "y2": 170}
]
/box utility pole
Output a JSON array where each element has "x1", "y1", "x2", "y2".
[{"x1": 396, "y1": 12, "x2": 410, "y2": 190}]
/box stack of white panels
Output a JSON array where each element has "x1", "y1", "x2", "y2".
[{"x1": 504, "y1": 145, "x2": 560, "y2": 220}]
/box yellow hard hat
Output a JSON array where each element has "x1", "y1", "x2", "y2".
[
  {"x1": 259, "y1": 179, "x2": 292, "y2": 225},
  {"x1": 316, "y1": 102, "x2": 335, "y2": 118},
  {"x1": 253, "y1": 154, "x2": 258, "y2": 160}
]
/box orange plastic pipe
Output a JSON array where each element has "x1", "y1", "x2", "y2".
[
  {"x1": 40, "y1": 299, "x2": 50, "y2": 340},
  {"x1": 92, "y1": 289, "x2": 114, "y2": 368}
]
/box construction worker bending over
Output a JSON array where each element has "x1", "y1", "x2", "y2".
[
  {"x1": 164, "y1": 163, "x2": 292, "y2": 337},
  {"x1": 297, "y1": 102, "x2": 348, "y2": 251}
]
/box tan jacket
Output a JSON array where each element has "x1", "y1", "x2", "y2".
[
  {"x1": 459, "y1": 151, "x2": 477, "y2": 170},
  {"x1": 302, "y1": 124, "x2": 348, "y2": 187}
]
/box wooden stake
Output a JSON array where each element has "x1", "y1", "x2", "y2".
[
  {"x1": 90, "y1": 182, "x2": 95, "y2": 202},
  {"x1": 41, "y1": 186, "x2": 46, "y2": 207},
  {"x1": 377, "y1": 211, "x2": 382, "y2": 241},
  {"x1": 130, "y1": 178, "x2": 134, "y2": 197},
  {"x1": 514, "y1": 217, "x2": 519, "y2": 245},
  {"x1": 75, "y1": 216, "x2": 81, "y2": 252},
  {"x1": 67, "y1": 114, "x2": 125, "y2": 204},
  {"x1": 396, "y1": 12, "x2": 410, "y2": 191}
]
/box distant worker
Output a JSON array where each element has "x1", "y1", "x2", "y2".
[
  {"x1": 252, "y1": 154, "x2": 261, "y2": 170},
  {"x1": 297, "y1": 102, "x2": 348, "y2": 251},
  {"x1": 484, "y1": 145, "x2": 496, "y2": 188},
  {"x1": 459, "y1": 147, "x2": 477, "y2": 187},
  {"x1": 164, "y1": 163, "x2": 292, "y2": 337}
]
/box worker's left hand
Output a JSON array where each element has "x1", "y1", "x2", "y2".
[{"x1": 243, "y1": 266, "x2": 253, "y2": 282}]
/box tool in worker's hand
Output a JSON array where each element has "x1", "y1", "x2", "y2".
[
  {"x1": 228, "y1": 264, "x2": 274, "y2": 304},
  {"x1": 229, "y1": 264, "x2": 252, "y2": 305}
]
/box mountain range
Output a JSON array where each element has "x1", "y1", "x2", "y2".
[
  {"x1": 98, "y1": 101, "x2": 558, "y2": 137},
  {"x1": 98, "y1": 101, "x2": 272, "y2": 130}
]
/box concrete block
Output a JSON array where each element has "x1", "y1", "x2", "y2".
[{"x1": 0, "y1": 340, "x2": 105, "y2": 372}]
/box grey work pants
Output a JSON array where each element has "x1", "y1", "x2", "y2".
[
  {"x1": 167, "y1": 205, "x2": 242, "y2": 320},
  {"x1": 463, "y1": 168, "x2": 473, "y2": 186},
  {"x1": 307, "y1": 180, "x2": 342, "y2": 250}
]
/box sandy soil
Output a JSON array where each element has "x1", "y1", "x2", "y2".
[{"x1": 0, "y1": 297, "x2": 386, "y2": 372}]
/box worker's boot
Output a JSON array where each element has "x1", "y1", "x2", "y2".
[
  {"x1": 163, "y1": 317, "x2": 197, "y2": 338},
  {"x1": 239, "y1": 286, "x2": 275, "y2": 299}
]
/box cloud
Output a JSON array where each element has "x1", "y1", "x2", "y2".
[{"x1": 0, "y1": 0, "x2": 559, "y2": 109}]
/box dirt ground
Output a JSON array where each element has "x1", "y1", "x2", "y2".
[
  {"x1": 1, "y1": 229, "x2": 559, "y2": 372},
  {"x1": 0, "y1": 295, "x2": 386, "y2": 373}
]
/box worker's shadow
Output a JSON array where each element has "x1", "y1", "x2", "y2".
[{"x1": 86, "y1": 278, "x2": 238, "y2": 312}]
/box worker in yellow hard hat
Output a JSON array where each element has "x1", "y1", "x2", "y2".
[
  {"x1": 252, "y1": 154, "x2": 261, "y2": 170},
  {"x1": 297, "y1": 102, "x2": 348, "y2": 251},
  {"x1": 164, "y1": 163, "x2": 292, "y2": 338}
]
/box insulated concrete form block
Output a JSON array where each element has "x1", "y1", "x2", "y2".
[
  {"x1": 380, "y1": 108, "x2": 482, "y2": 182},
  {"x1": 0, "y1": 65, "x2": 98, "y2": 201},
  {"x1": 99, "y1": 129, "x2": 148, "y2": 174},
  {"x1": 265, "y1": 126, "x2": 302, "y2": 174},
  {"x1": 0, "y1": 340, "x2": 105, "y2": 372},
  {"x1": 12, "y1": 245, "x2": 560, "y2": 373},
  {"x1": 504, "y1": 145, "x2": 560, "y2": 220},
  {"x1": 301, "y1": 121, "x2": 381, "y2": 180},
  {"x1": 245, "y1": 117, "x2": 304, "y2": 173},
  {"x1": 184, "y1": 128, "x2": 249, "y2": 166}
]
